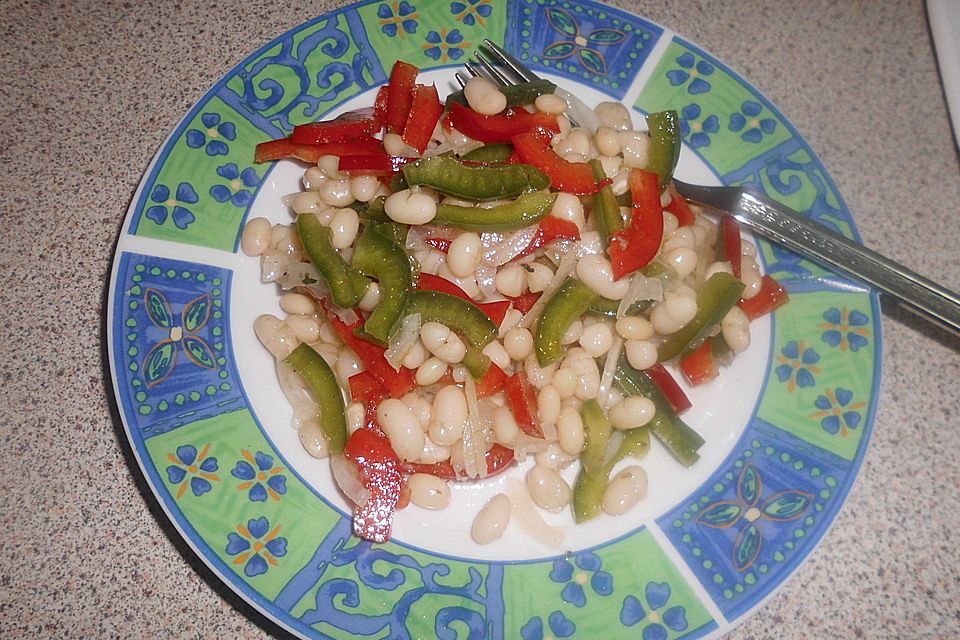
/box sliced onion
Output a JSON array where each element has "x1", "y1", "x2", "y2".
[
  {"x1": 278, "y1": 260, "x2": 322, "y2": 290},
  {"x1": 505, "y1": 478, "x2": 566, "y2": 549},
  {"x1": 277, "y1": 359, "x2": 315, "y2": 408},
  {"x1": 577, "y1": 231, "x2": 603, "y2": 257},
  {"x1": 461, "y1": 376, "x2": 488, "y2": 479},
  {"x1": 475, "y1": 263, "x2": 498, "y2": 299},
  {"x1": 385, "y1": 313, "x2": 421, "y2": 370},
  {"x1": 555, "y1": 88, "x2": 601, "y2": 133},
  {"x1": 482, "y1": 226, "x2": 538, "y2": 266},
  {"x1": 332, "y1": 305, "x2": 359, "y2": 326},
  {"x1": 617, "y1": 272, "x2": 663, "y2": 318},
  {"x1": 520, "y1": 252, "x2": 577, "y2": 329},
  {"x1": 511, "y1": 434, "x2": 553, "y2": 462},
  {"x1": 330, "y1": 453, "x2": 371, "y2": 507},
  {"x1": 260, "y1": 251, "x2": 286, "y2": 283},
  {"x1": 597, "y1": 335, "x2": 624, "y2": 409}
]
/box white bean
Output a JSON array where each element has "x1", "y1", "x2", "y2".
[
  {"x1": 241, "y1": 217, "x2": 271, "y2": 256},
  {"x1": 482, "y1": 340, "x2": 511, "y2": 370},
  {"x1": 292, "y1": 191, "x2": 324, "y2": 215},
  {"x1": 495, "y1": 264, "x2": 526, "y2": 298},
  {"x1": 579, "y1": 322, "x2": 613, "y2": 358},
  {"x1": 616, "y1": 316, "x2": 654, "y2": 341},
  {"x1": 663, "y1": 226, "x2": 696, "y2": 251},
  {"x1": 595, "y1": 101, "x2": 632, "y2": 130},
  {"x1": 420, "y1": 322, "x2": 467, "y2": 364},
  {"x1": 608, "y1": 396, "x2": 655, "y2": 430},
  {"x1": 740, "y1": 266, "x2": 763, "y2": 300},
  {"x1": 598, "y1": 154, "x2": 622, "y2": 180},
  {"x1": 535, "y1": 92, "x2": 567, "y2": 115},
  {"x1": 524, "y1": 354, "x2": 557, "y2": 390},
  {"x1": 503, "y1": 327, "x2": 534, "y2": 361},
  {"x1": 402, "y1": 393, "x2": 433, "y2": 427},
  {"x1": 595, "y1": 126, "x2": 621, "y2": 156},
  {"x1": 464, "y1": 76, "x2": 507, "y2": 116},
  {"x1": 432, "y1": 385, "x2": 468, "y2": 435},
  {"x1": 335, "y1": 349, "x2": 363, "y2": 387},
  {"x1": 472, "y1": 494, "x2": 511, "y2": 544},
  {"x1": 299, "y1": 420, "x2": 330, "y2": 458},
  {"x1": 254, "y1": 314, "x2": 299, "y2": 359},
  {"x1": 303, "y1": 166, "x2": 326, "y2": 191},
  {"x1": 721, "y1": 306, "x2": 751, "y2": 354},
  {"x1": 526, "y1": 465, "x2": 572, "y2": 512},
  {"x1": 561, "y1": 320, "x2": 583, "y2": 345},
  {"x1": 382, "y1": 132, "x2": 417, "y2": 157},
  {"x1": 358, "y1": 282, "x2": 381, "y2": 312},
  {"x1": 328, "y1": 208, "x2": 360, "y2": 249},
  {"x1": 662, "y1": 246, "x2": 698, "y2": 279},
  {"x1": 534, "y1": 443, "x2": 576, "y2": 470},
  {"x1": 377, "y1": 399, "x2": 425, "y2": 461},
  {"x1": 537, "y1": 385, "x2": 562, "y2": 427},
  {"x1": 492, "y1": 404, "x2": 520, "y2": 444},
  {"x1": 346, "y1": 402, "x2": 365, "y2": 433},
  {"x1": 401, "y1": 340, "x2": 429, "y2": 370},
  {"x1": 319, "y1": 179, "x2": 353, "y2": 207},
  {"x1": 525, "y1": 262, "x2": 556, "y2": 293},
  {"x1": 602, "y1": 465, "x2": 648, "y2": 516},
  {"x1": 557, "y1": 405, "x2": 585, "y2": 455},
  {"x1": 350, "y1": 174, "x2": 381, "y2": 203},
  {"x1": 286, "y1": 315, "x2": 321, "y2": 343},
  {"x1": 384, "y1": 188, "x2": 437, "y2": 225},
  {"x1": 279, "y1": 292, "x2": 315, "y2": 316},
  {"x1": 624, "y1": 339, "x2": 657, "y2": 370},
  {"x1": 619, "y1": 131, "x2": 650, "y2": 169},
  {"x1": 498, "y1": 308, "x2": 524, "y2": 337},
  {"x1": 415, "y1": 357, "x2": 448, "y2": 386},
  {"x1": 447, "y1": 232, "x2": 483, "y2": 278},
  {"x1": 551, "y1": 368, "x2": 577, "y2": 399},
  {"x1": 703, "y1": 260, "x2": 734, "y2": 281},
  {"x1": 317, "y1": 155, "x2": 342, "y2": 179},
  {"x1": 576, "y1": 255, "x2": 630, "y2": 300},
  {"x1": 408, "y1": 474, "x2": 451, "y2": 510}
]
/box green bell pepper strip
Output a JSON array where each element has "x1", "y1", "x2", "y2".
[
  {"x1": 445, "y1": 78, "x2": 557, "y2": 110},
  {"x1": 461, "y1": 143, "x2": 515, "y2": 163},
  {"x1": 656, "y1": 271, "x2": 746, "y2": 361},
  {"x1": 534, "y1": 278, "x2": 598, "y2": 366},
  {"x1": 614, "y1": 361, "x2": 704, "y2": 467},
  {"x1": 296, "y1": 213, "x2": 371, "y2": 309},
  {"x1": 351, "y1": 224, "x2": 413, "y2": 344},
  {"x1": 589, "y1": 159, "x2": 623, "y2": 245},
  {"x1": 403, "y1": 290, "x2": 498, "y2": 379},
  {"x1": 645, "y1": 110, "x2": 681, "y2": 193},
  {"x1": 285, "y1": 343, "x2": 348, "y2": 453},
  {"x1": 573, "y1": 399, "x2": 651, "y2": 523},
  {"x1": 402, "y1": 154, "x2": 550, "y2": 201},
  {"x1": 432, "y1": 191, "x2": 557, "y2": 232}
]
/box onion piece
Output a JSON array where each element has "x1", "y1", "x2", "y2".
[
  {"x1": 520, "y1": 252, "x2": 577, "y2": 329},
  {"x1": 330, "y1": 453, "x2": 371, "y2": 507},
  {"x1": 511, "y1": 434, "x2": 553, "y2": 463},
  {"x1": 482, "y1": 226, "x2": 538, "y2": 266},
  {"x1": 385, "y1": 313, "x2": 421, "y2": 370},
  {"x1": 461, "y1": 376, "x2": 488, "y2": 479},
  {"x1": 555, "y1": 88, "x2": 601, "y2": 133},
  {"x1": 505, "y1": 478, "x2": 566, "y2": 549},
  {"x1": 332, "y1": 305, "x2": 359, "y2": 327},
  {"x1": 597, "y1": 335, "x2": 624, "y2": 409},
  {"x1": 475, "y1": 262, "x2": 498, "y2": 299},
  {"x1": 617, "y1": 272, "x2": 663, "y2": 318}
]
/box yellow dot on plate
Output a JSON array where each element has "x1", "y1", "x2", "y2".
[
  {"x1": 575, "y1": 571, "x2": 588, "y2": 585},
  {"x1": 208, "y1": 128, "x2": 219, "y2": 138},
  {"x1": 231, "y1": 179, "x2": 242, "y2": 190},
  {"x1": 648, "y1": 610, "x2": 661, "y2": 624},
  {"x1": 575, "y1": 35, "x2": 588, "y2": 46},
  {"x1": 169, "y1": 326, "x2": 183, "y2": 342},
  {"x1": 165, "y1": 198, "x2": 177, "y2": 207},
  {"x1": 745, "y1": 506, "x2": 761, "y2": 522}
]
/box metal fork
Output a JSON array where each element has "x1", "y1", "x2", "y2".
[{"x1": 464, "y1": 40, "x2": 960, "y2": 336}]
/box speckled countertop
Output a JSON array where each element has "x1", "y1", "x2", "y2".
[{"x1": 1, "y1": 0, "x2": 958, "y2": 637}]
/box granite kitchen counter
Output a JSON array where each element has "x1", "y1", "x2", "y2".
[{"x1": 1, "y1": 0, "x2": 957, "y2": 637}]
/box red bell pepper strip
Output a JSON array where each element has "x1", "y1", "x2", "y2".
[
  {"x1": 342, "y1": 428, "x2": 403, "y2": 543},
  {"x1": 504, "y1": 371, "x2": 543, "y2": 438},
  {"x1": 739, "y1": 275, "x2": 789, "y2": 320},
  {"x1": 721, "y1": 215, "x2": 742, "y2": 278},
  {"x1": 505, "y1": 290, "x2": 542, "y2": 314},
  {"x1": 401, "y1": 443, "x2": 515, "y2": 480},
  {"x1": 424, "y1": 237, "x2": 451, "y2": 252},
  {"x1": 402, "y1": 84, "x2": 444, "y2": 154},
  {"x1": 337, "y1": 154, "x2": 415, "y2": 175},
  {"x1": 348, "y1": 371, "x2": 387, "y2": 404},
  {"x1": 327, "y1": 312, "x2": 417, "y2": 399},
  {"x1": 290, "y1": 108, "x2": 379, "y2": 145},
  {"x1": 679, "y1": 338, "x2": 719, "y2": 386},
  {"x1": 373, "y1": 85, "x2": 389, "y2": 131},
  {"x1": 511, "y1": 216, "x2": 581, "y2": 261},
  {"x1": 476, "y1": 363, "x2": 509, "y2": 398},
  {"x1": 477, "y1": 301, "x2": 511, "y2": 327},
  {"x1": 255, "y1": 137, "x2": 384, "y2": 164},
  {"x1": 665, "y1": 183, "x2": 696, "y2": 227},
  {"x1": 386, "y1": 60, "x2": 419, "y2": 134},
  {"x1": 609, "y1": 169, "x2": 664, "y2": 280},
  {"x1": 449, "y1": 102, "x2": 560, "y2": 143},
  {"x1": 644, "y1": 363, "x2": 692, "y2": 414},
  {"x1": 511, "y1": 131, "x2": 599, "y2": 195}
]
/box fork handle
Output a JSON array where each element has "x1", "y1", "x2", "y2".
[{"x1": 733, "y1": 190, "x2": 960, "y2": 335}]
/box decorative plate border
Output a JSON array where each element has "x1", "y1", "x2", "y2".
[{"x1": 106, "y1": 1, "x2": 881, "y2": 638}]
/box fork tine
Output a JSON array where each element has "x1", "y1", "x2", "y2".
[
  {"x1": 455, "y1": 72, "x2": 470, "y2": 88},
  {"x1": 464, "y1": 61, "x2": 483, "y2": 78},
  {"x1": 482, "y1": 39, "x2": 541, "y2": 83},
  {"x1": 474, "y1": 50, "x2": 513, "y2": 86}
]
